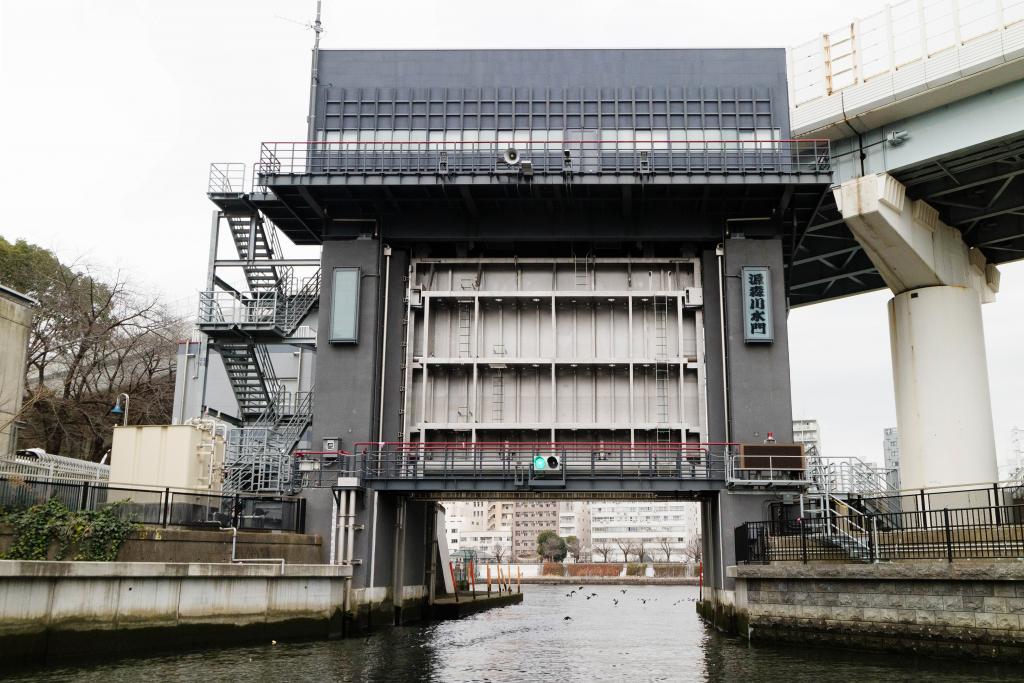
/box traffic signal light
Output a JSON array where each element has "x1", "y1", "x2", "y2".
[{"x1": 533, "y1": 454, "x2": 561, "y2": 471}]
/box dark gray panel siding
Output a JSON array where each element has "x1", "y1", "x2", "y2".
[{"x1": 313, "y1": 49, "x2": 791, "y2": 137}]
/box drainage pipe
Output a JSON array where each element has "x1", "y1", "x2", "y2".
[{"x1": 715, "y1": 244, "x2": 730, "y2": 443}]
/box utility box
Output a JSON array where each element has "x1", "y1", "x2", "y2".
[{"x1": 110, "y1": 421, "x2": 226, "y2": 491}]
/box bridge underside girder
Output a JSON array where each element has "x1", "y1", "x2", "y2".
[{"x1": 788, "y1": 132, "x2": 1024, "y2": 306}]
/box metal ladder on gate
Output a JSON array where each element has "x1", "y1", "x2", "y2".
[
  {"x1": 653, "y1": 294, "x2": 672, "y2": 443},
  {"x1": 491, "y1": 370, "x2": 504, "y2": 423},
  {"x1": 574, "y1": 253, "x2": 591, "y2": 289},
  {"x1": 457, "y1": 301, "x2": 472, "y2": 357}
]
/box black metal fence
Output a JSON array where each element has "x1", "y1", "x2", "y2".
[
  {"x1": 0, "y1": 476, "x2": 305, "y2": 533},
  {"x1": 849, "y1": 482, "x2": 1024, "y2": 522},
  {"x1": 736, "y1": 503, "x2": 1024, "y2": 564}
]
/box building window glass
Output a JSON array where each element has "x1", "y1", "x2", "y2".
[{"x1": 330, "y1": 267, "x2": 360, "y2": 343}]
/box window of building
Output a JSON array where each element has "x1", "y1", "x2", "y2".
[{"x1": 330, "y1": 267, "x2": 361, "y2": 343}]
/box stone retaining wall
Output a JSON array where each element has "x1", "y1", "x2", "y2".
[
  {"x1": 729, "y1": 562, "x2": 1024, "y2": 662},
  {"x1": 0, "y1": 525, "x2": 322, "y2": 564}
]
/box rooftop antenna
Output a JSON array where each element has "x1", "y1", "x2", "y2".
[{"x1": 276, "y1": 1, "x2": 324, "y2": 138}]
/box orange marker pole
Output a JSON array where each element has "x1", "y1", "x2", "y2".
[
  {"x1": 469, "y1": 560, "x2": 477, "y2": 599},
  {"x1": 486, "y1": 563, "x2": 492, "y2": 595},
  {"x1": 496, "y1": 563, "x2": 503, "y2": 594},
  {"x1": 517, "y1": 565, "x2": 522, "y2": 594}
]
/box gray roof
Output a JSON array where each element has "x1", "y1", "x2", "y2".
[{"x1": 0, "y1": 283, "x2": 38, "y2": 306}]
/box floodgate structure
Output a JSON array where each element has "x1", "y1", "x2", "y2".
[{"x1": 176, "y1": 5, "x2": 1024, "y2": 648}]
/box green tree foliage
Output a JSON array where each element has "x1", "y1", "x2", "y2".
[
  {"x1": 565, "y1": 535, "x2": 581, "y2": 562},
  {"x1": 536, "y1": 530, "x2": 567, "y2": 562},
  {"x1": 0, "y1": 236, "x2": 185, "y2": 459}
]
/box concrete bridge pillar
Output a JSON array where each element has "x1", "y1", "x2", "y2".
[{"x1": 834, "y1": 173, "x2": 1000, "y2": 490}]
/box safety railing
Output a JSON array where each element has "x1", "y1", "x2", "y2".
[
  {"x1": 0, "y1": 475, "x2": 305, "y2": 533},
  {"x1": 295, "y1": 442, "x2": 729, "y2": 486},
  {"x1": 254, "y1": 138, "x2": 831, "y2": 186},
  {"x1": 208, "y1": 162, "x2": 247, "y2": 193},
  {"x1": 726, "y1": 451, "x2": 811, "y2": 486},
  {"x1": 198, "y1": 290, "x2": 278, "y2": 326},
  {"x1": 844, "y1": 480, "x2": 1024, "y2": 523},
  {"x1": 736, "y1": 503, "x2": 1024, "y2": 564}
]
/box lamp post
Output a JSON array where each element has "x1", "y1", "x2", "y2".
[{"x1": 110, "y1": 393, "x2": 130, "y2": 427}]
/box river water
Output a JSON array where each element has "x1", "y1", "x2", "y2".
[{"x1": 8, "y1": 584, "x2": 1021, "y2": 682}]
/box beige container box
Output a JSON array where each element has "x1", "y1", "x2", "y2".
[{"x1": 110, "y1": 423, "x2": 225, "y2": 491}]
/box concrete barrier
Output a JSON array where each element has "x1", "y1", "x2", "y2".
[{"x1": 0, "y1": 560, "x2": 352, "y2": 664}]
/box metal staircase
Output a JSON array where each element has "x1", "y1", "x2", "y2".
[
  {"x1": 197, "y1": 211, "x2": 319, "y2": 493},
  {"x1": 799, "y1": 445, "x2": 898, "y2": 561},
  {"x1": 218, "y1": 341, "x2": 275, "y2": 418},
  {"x1": 800, "y1": 493, "x2": 874, "y2": 561},
  {"x1": 228, "y1": 215, "x2": 284, "y2": 293},
  {"x1": 224, "y1": 389, "x2": 314, "y2": 493}
]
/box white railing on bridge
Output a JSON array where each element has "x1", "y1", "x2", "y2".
[{"x1": 789, "y1": 0, "x2": 1024, "y2": 134}]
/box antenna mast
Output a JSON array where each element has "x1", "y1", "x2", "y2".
[{"x1": 306, "y1": 0, "x2": 324, "y2": 138}]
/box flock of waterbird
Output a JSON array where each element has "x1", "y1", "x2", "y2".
[{"x1": 561, "y1": 586, "x2": 696, "y2": 619}]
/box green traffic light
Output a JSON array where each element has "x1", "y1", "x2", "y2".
[{"x1": 533, "y1": 455, "x2": 547, "y2": 470}]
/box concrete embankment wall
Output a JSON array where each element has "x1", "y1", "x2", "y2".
[
  {"x1": 0, "y1": 525, "x2": 322, "y2": 564},
  {"x1": 0, "y1": 560, "x2": 352, "y2": 664},
  {"x1": 728, "y1": 562, "x2": 1024, "y2": 662}
]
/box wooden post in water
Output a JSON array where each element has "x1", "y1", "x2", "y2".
[
  {"x1": 486, "y1": 563, "x2": 492, "y2": 595},
  {"x1": 516, "y1": 565, "x2": 521, "y2": 594},
  {"x1": 469, "y1": 560, "x2": 477, "y2": 599}
]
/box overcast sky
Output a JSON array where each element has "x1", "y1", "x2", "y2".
[{"x1": 1, "y1": 0, "x2": 1021, "y2": 466}]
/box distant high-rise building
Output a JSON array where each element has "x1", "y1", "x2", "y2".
[
  {"x1": 558, "y1": 501, "x2": 592, "y2": 560},
  {"x1": 590, "y1": 501, "x2": 699, "y2": 563},
  {"x1": 883, "y1": 427, "x2": 900, "y2": 490},
  {"x1": 793, "y1": 419, "x2": 822, "y2": 453},
  {"x1": 511, "y1": 501, "x2": 560, "y2": 561},
  {"x1": 444, "y1": 500, "x2": 515, "y2": 559}
]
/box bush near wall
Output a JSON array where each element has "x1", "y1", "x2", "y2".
[
  {"x1": 542, "y1": 562, "x2": 566, "y2": 576},
  {"x1": 652, "y1": 563, "x2": 694, "y2": 577},
  {"x1": 567, "y1": 563, "x2": 622, "y2": 577},
  {"x1": 625, "y1": 563, "x2": 646, "y2": 576}
]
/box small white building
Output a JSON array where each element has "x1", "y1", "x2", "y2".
[{"x1": 792, "y1": 418, "x2": 822, "y2": 453}]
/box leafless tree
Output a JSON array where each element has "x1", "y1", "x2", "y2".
[
  {"x1": 15, "y1": 256, "x2": 185, "y2": 459},
  {"x1": 635, "y1": 539, "x2": 648, "y2": 563},
  {"x1": 682, "y1": 534, "x2": 703, "y2": 564},
  {"x1": 657, "y1": 537, "x2": 676, "y2": 562},
  {"x1": 491, "y1": 542, "x2": 508, "y2": 564},
  {"x1": 592, "y1": 539, "x2": 613, "y2": 562}
]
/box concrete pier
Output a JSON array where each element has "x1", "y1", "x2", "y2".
[
  {"x1": 0, "y1": 560, "x2": 351, "y2": 664},
  {"x1": 727, "y1": 562, "x2": 1024, "y2": 663}
]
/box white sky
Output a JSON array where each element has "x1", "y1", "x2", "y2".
[{"x1": 1, "y1": 0, "x2": 1021, "y2": 465}]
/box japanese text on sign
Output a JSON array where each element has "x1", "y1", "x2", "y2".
[{"x1": 742, "y1": 266, "x2": 773, "y2": 343}]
